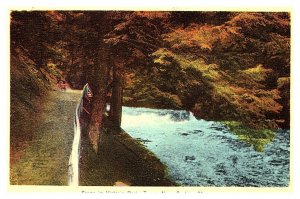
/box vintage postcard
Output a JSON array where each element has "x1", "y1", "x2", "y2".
[{"x1": 3, "y1": 0, "x2": 299, "y2": 198}]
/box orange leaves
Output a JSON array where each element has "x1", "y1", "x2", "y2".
[
  {"x1": 121, "y1": 12, "x2": 290, "y2": 129},
  {"x1": 163, "y1": 24, "x2": 242, "y2": 53},
  {"x1": 214, "y1": 80, "x2": 282, "y2": 123},
  {"x1": 135, "y1": 11, "x2": 170, "y2": 19},
  {"x1": 46, "y1": 11, "x2": 65, "y2": 22},
  {"x1": 229, "y1": 12, "x2": 271, "y2": 28}
]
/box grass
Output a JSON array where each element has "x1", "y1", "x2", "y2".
[{"x1": 223, "y1": 121, "x2": 275, "y2": 152}]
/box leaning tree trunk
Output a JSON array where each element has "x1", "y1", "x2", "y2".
[
  {"x1": 110, "y1": 63, "x2": 123, "y2": 129},
  {"x1": 87, "y1": 45, "x2": 109, "y2": 154}
]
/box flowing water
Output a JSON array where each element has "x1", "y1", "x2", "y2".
[{"x1": 121, "y1": 106, "x2": 290, "y2": 187}]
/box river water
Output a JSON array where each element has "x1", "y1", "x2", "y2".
[{"x1": 121, "y1": 106, "x2": 290, "y2": 187}]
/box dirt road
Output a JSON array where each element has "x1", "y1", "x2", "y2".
[{"x1": 10, "y1": 90, "x2": 81, "y2": 185}]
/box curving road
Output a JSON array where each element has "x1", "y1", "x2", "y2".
[{"x1": 10, "y1": 89, "x2": 175, "y2": 186}]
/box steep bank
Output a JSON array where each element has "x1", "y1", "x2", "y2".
[
  {"x1": 80, "y1": 125, "x2": 176, "y2": 186},
  {"x1": 10, "y1": 47, "x2": 61, "y2": 165}
]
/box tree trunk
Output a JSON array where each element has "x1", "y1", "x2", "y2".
[
  {"x1": 87, "y1": 45, "x2": 109, "y2": 153},
  {"x1": 110, "y1": 64, "x2": 123, "y2": 129}
]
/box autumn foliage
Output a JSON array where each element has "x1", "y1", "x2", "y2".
[
  {"x1": 123, "y1": 12, "x2": 290, "y2": 130},
  {"x1": 10, "y1": 11, "x2": 290, "y2": 151}
]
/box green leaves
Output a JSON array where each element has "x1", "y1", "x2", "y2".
[{"x1": 222, "y1": 121, "x2": 275, "y2": 152}]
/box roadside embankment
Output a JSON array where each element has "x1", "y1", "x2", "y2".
[{"x1": 79, "y1": 125, "x2": 176, "y2": 186}]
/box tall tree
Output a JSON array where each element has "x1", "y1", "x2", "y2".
[{"x1": 104, "y1": 12, "x2": 170, "y2": 127}]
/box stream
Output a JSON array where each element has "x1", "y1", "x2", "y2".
[{"x1": 121, "y1": 106, "x2": 290, "y2": 187}]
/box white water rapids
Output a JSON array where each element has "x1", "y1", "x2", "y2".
[{"x1": 121, "y1": 106, "x2": 290, "y2": 187}]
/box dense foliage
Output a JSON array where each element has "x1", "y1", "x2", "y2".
[
  {"x1": 10, "y1": 11, "x2": 290, "y2": 152},
  {"x1": 122, "y1": 12, "x2": 290, "y2": 130}
]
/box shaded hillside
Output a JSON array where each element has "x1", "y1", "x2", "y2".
[
  {"x1": 10, "y1": 47, "x2": 63, "y2": 152},
  {"x1": 10, "y1": 11, "x2": 64, "y2": 153}
]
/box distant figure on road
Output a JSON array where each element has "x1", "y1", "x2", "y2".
[
  {"x1": 58, "y1": 80, "x2": 67, "y2": 91},
  {"x1": 81, "y1": 85, "x2": 93, "y2": 130}
]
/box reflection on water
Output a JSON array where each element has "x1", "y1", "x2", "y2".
[{"x1": 121, "y1": 106, "x2": 290, "y2": 187}]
